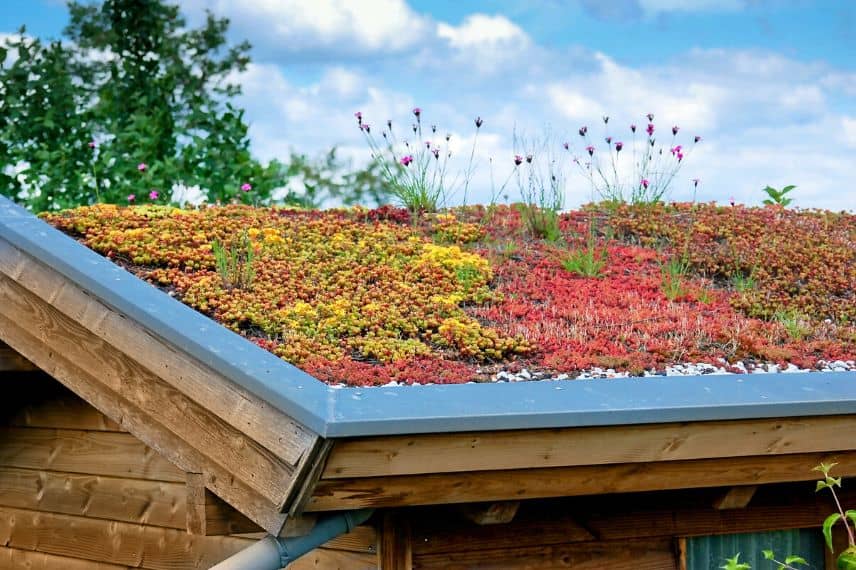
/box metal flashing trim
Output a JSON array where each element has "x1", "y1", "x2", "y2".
[{"x1": 3, "y1": 196, "x2": 855, "y2": 439}]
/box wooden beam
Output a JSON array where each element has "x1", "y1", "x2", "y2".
[
  {"x1": 378, "y1": 511, "x2": 412, "y2": 570},
  {"x1": 713, "y1": 485, "x2": 758, "y2": 510},
  {"x1": 0, "y1": 312, "x2": 287, "y2": 534},
  {"x1": 186, "y1": 472, "x2": 262, "y2": 536},
  {"x1": 0, "y1": 427, "x2": 183, "y2": 482},
  {"x1": 0, "y1": 239, "x2": 316, "y2": 472},
  {"x1": 0, "y1": 274, "x2": 295, "y2": 507},
  {"x1": 459, "y1": 501, "x2": 521, "y2": 525},
  {"x1": 307, "y1": 451, "x2": 856, "y2": 512},
  {"x1": 323, "y1": 415, "x2": 856, "y2": 480},
  {"x1": 0, "y1": 344, "x2": 37, "y2": 372},
  {"x1": 0, "y1": 465, "x2": 185, "y2": 529},
  {"x1": 0, "y1": 505, "x2": 256, "y2": 570},
  {"x1": 4, "y1": 388, "x2": 123, "y2": 431}
]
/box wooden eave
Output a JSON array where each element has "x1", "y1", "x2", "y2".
[{"x1": 0, "y1": 241, "x2": 322, "y2": 535}]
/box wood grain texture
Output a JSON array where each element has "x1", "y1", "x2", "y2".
[
  {"x1": 0, "y1": 466, "x2": 185, "y2": 529},
  {"x1": 0, "y1": 506, "x2": 254, "y2": 570},
  {"x1": 713, "y1": 485, "x2": 758, "y2": 510},
  {"x1": 0, "y1": 273, "x2": 295, "y2": 507},
  {"x1": 0, "y1": 427, "x2": 183, "y2": 482},
  {"x1": 0, "y1": 546, "x2": 132, "y2": 569},
  {"x1": 5, "y1": 393, "x2": 123, "y2": 431},
  {"x1": 412, "y1": 537, "x2": 678, "y2": 570},
  {"x1": 379, "y1": 511, "x2": 412, "y2": 570},
  {"x1": 186, "y1": 473, "x2": 261, "y2": 536},
  {"x1": 0, "y1": 312, "x2": 288, "y2": 534},
  {"x1": 0, "y1": 345, "x2": 36, "y2": 372},
  {"x1": 0, "y1": 238, "x2": 316, "y2": 471},
  {"x1": 323, "y1": 416, "x2": 856, "y2": 479},
  {"x1": 308, "y1": 451, "x2": 856, "y2": 511}
]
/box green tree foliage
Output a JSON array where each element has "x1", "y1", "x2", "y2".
[{"x1": 0, "y1": 0, "x2": 389, "y2": 211}]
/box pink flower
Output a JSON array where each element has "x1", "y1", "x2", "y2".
[
  {"x1": 127, "y1": 193, "x2": 135, "y2": 203},
  {"x1": 729, "y1": 196, "x2": 735, "y2": 206},
  {"x1": 412, "y1": 107, "x2": 421, "y2": 118},
  {"x1": 241, "y1": 183, "x2": 252, "y2": 192},
  {"x1": 578, "y1": 126, "x2": 588, "y2": 137},
  {"x1": 670, "y1": 145, "x2": 682, "y2": 155},
  {"x1": 360, "y1": 123, "x2": 371, "y2": 133},
  {"x1": 641, "y1": 178, "x2": 650, "y2": 189},
  {"x1": 630, "y1": 124, "x2": 637, "y2": 133},
  {"x1": 137, "y1": 163, "x2": 147, "y2": 172},
  {"x1": 694, "y1": 135, "x2": 702, "y2": 143},
  {"x1": 88, "y1": 141, "x2": 97, "y2": 149},
  {"x1": 677, "y1": 152, "x2": 684, "y2": 162},
  {"x1": 672, "y1": 125, "x2": 680, "y2": 136},
  {"x1": 615, "y1": 141, "x2": 624, "y2": 152},
  {"x1": 425, "y1": 140, "x2": 432, "y2": 148},
  {"x1": 563, "y1": 142, "x2": 569, "y2": 150},
  {"x1": 586, "y1": 145, "x2": 595, "y2": 156},
  {"x1": 646, "y1": 113, "x2": 655, "y2": 121},
  {"x1": 400, "y1": 155, "x2": 413, "y2": 166},
  {"x1": 432, "y1": 148, "x2": 440, "y2": 159},
  {"x1": 526, "y1": 154, "x2": 533, "y2": 164},
  {"x1": 514, "y1": 155, "x2": 523, "y2": 166},
  {"x1": 646, "y1": 123, "x2": 655, "y2": 136},
  {"x1": 354, "y1": 111, "x2": 362, "y2": 123},
  {"x1": 149, "y1": 190, "x2": 159, "y2": 200},
  {"x1": 605, "y1": 136, "x2": 612, "y2": 144}
]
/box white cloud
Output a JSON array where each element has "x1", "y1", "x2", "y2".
[
  {"x1": 639, "y1": 0, "x2": 743, "y2": 13},
  {"x1": 437, "y1": 14, "x2": 529, "y2": 50}
]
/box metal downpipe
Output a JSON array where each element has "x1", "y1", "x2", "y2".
[{"x1": 210, "y1": 509, "x2": 375, "y2": 569}]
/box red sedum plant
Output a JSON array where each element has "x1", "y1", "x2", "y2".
[{"x1": 43, "y1": 201, "x2": 854, "y2": 386}]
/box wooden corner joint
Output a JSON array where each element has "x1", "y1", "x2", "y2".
[
  {"x1": 459, "y1": 500, "x2": 522, "y2": 525},
  {"x1": 713, "y1": 485, "x2": 759, "y2": 510},
  {"x1": 185, "y1": 472, "x2": 263, "y2": 536}
]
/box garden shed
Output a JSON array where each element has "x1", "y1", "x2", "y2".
[{"x1": 1, "y1": 194, "x2": 855, "y2": 569}]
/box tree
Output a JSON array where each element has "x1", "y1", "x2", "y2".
[{"x1": 1, "y1": 0, "x2": 285, "y2": 210}]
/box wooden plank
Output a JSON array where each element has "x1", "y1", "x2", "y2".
[
  {"x1": 0, "y1": 313, "x2": 287, "y2": 534},
  {"x1": 186, "y1": 472, "x2": 261, "y2": 536},
  {"x1": 0, "y1": 427, "x2": 183, "y2": 482},
  {"x1": 0, "y1": 506, "x2": 256, "y2": 570},
  {"x1": 459, "y1": 501, "x2": 521, "y2": 525},
  {"x1": 379, "y1": 511, "x2": 412, "y2": 570},
  {"x1": 0, "y1": 546, "x2": 131, "y2": 569},
  {"x1": 289, "y1": 548, "x2": 378, "y2": 570},
  {"x1": 0, "y1": 466, "x2": 185, "y2": 529},
  {"x1": 290, "y1": 438, "x2": 335, "y2": 516},
  {"x1": 0, "y1": 238, "x2": 316, "y2": 471},
  {"x1": 6, "y1": 392, "x2": 123, "y2": 431},
  {"x1": 412, "y1": 537, "x2": 678, "y2": 570},
  {"x1": 323, "y1": 416, "x2": 856, "y2": 479},
  {"x1": 307, "y1": 451, "x2": 856, "y2": 511},
  {"x1": 0, "y1": 345, "x2": 37, "y2": 372},
  {"x1": 713, "y1": 485, "x2": 758, "y2": 510},
  {"x1": 0, "y1": 274, "x2": 295, "y2": 509}
]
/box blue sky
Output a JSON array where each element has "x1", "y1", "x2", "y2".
[{"x1": 2, "y1": 0, "x2": 855, "y2": 209}]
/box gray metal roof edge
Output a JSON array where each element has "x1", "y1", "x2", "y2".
[{"x1": 2, "y1": 196, "x2": 855, "y2": 439}]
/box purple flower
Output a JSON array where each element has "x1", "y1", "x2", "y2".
[
  {"x1": 692, "y1": 178, "x2": 700, "y2": 188},
  {"x1": 563, "y1": 142, "x2": 569, "y2": 150},
  {"x1": 360, "y1": 123, "x2": 371, "y2": 133},
  {"x1": 514, "y1": 155, "x2": 523, "y2": 166},
  {"x1": 641, "y1": 178, "x2": 650, "y2": 189},
  {"x1": 646, "y1": 113, "x2": 655, "y2": 121},
  {"x1": 646, "y1": 123, "x2": 655, "y2": 136},
  {"x1": 586, "y1": 145, "x2": 595, "y2": 156},
  {"x1": 127, "y1": 193, "x2": 135, "y2": 203},
  {"x1": 412, "y1": 107, "x2": 421, "y2": 118},
  {"x1": 88, "y1": 141, "x2": 97, "y2": 149},
  {"x1": 677, "y1": 152, "x2": 684, "y2": 162},
  {"x1": 432, "y1": 148, "x2": 440, "y2": 159},
  {"x1": 694, "y1": 135, "x2": 702, "y2": 143},
  {"x1": 578, "y1": 126, "x2": 588, "y2": 137},
  {"x1": 137, "y1": 162, "x2": 147, "y2": 172},
  {"x1": 729, "y1": 196, "x2": 735, "y2": 207},
  {"x1": 672, "y1": 125, "x2": 680, "y2": 136},
  {"x1": 526, "y1": 154, "x2": 533, "y2": 164},
  {"x1": 149, "y1": 189, "x2": 159, "y2": 200},
  {"x1": 605, "y1": 136, "x2": 612, "y2": 144},
  {"x1": 615, "y1": 141, "x2": 624, "y2": 152},
  {"x1": 241, "y1": 183, "x2": 252, "y2": 192},
  {"x1": 425, "y1": 140, "x2": 432, "y2": 148},
  {"x1": 475, "y1": 116, "x2": 483, "y2": 128},
  {"x1": 354, "y1": 111, "x2": 362, "y2": 124},
  {"x1": 400, "y1": 155, "x2": 414, "y2": 166},
  {"x1": 630, "y1": 124, "x2": 637, "y2": 133},
  {"x1": 670, "y1": 145, "x2": 683, "y2": 155}
]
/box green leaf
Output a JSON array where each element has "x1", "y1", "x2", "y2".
[
  {"x1": 817, "y1": 481, "x2": 830, "y2": 492},
  {"x1": 763, "y1": 550, "x2": 775, "y2": 560},
  {"x1": 781, "y1": 185, "x2": 797, "y2": 193},
  {"x1": 784, "y1": 555, "x2": 808, "y2": 565},
  {"x1": 721, "y1": 553, "x2": 752, "y2": 570},
  {"x1": 824, "y1": 513, "x2": 842, "y2": 551},
  {"x1": 846, "y1": 510, "x2": 856, "y2": 526}
]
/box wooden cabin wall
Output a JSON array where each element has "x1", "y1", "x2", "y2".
[{"x1": 0, "y1": 371, "x2": 376, "y2": 569}]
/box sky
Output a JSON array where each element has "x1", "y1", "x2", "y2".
[{"x1": 2, "y1": 0, "x2": 855, "y2": 210}]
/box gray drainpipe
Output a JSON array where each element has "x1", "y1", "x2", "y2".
[{"x1": 210, "y1": 509, "x2": 374, "y2": 570}]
